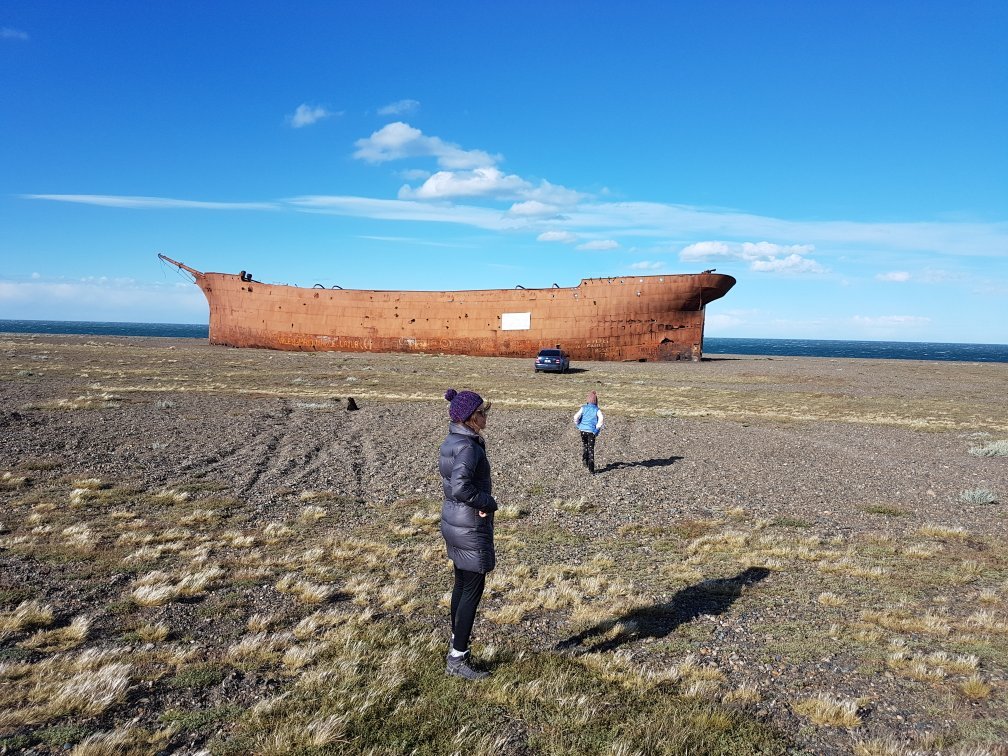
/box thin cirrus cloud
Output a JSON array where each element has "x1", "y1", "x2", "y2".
[
  {"x1": 288, "y1": 104, "x2": 334, "y2": 128},
  {"x1": 1, "y1": 27, "x2": 29, "y2": 40},
  {"x1": 851, "y1": 315, "x2": 930, "y2": 327},
  {"x1": 378, "y1": 99, "x2": 420, "y2": 116},
  {"x1": 22, "y1": 194, "x2": 278, "y2": 210},
  {"x1": 630, "y1": 261, "x2": 664, "y2": 270},
  {"x1": 877, "y1": 271, "x2": 911, "y2": 282},
  {"x1": 577, "y1": 240, "x2": 619, "y2": 251},
  {"x1": 22, "y1": 191, "x2": 1008, "y2": 267},
  {"x1": 537, "y1": 230, "x2": 578, "y2": 243},
  {"x1": 22, "y1": 119, "x2": 1008, "y2": 268}
]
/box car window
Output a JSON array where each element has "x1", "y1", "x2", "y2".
[{"x1": 539, "y1": 349, "x2": 561, "y2": 357}]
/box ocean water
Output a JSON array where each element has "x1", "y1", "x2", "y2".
[
  {"x1": 1, "y1": 320, "x2": 1006, "y2": 363},
  {"x1": 704, "y1": 337, "x2": 1008, "y2": 363}
]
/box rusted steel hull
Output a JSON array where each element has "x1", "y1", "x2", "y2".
[{"x1": 160, "y1": 255, "x2": 735, "y2": 361}]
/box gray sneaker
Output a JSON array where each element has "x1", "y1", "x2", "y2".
[{"x1": 445, "y1": 650, "x2": 489, "y2": 680}]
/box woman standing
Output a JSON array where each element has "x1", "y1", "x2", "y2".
[
  {"x1": 439, "y1": 388, "x2": 497, "y2": 680},
  {"x1": 573, "y1": 391, "x2": 605, "y2": 474}
]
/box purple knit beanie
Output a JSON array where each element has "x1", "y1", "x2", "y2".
[{"x1": 445, "y1": 388, "x2": 490, "y2": 423}]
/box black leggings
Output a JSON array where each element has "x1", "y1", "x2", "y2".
[
  {"x1": 580, "y1": 431, "x2": 596, "y2": 473},
  {"x1": 450, "y1": 567, "x2": 486, "y2": 653}
]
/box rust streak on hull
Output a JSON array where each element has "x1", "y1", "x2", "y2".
[{"x1": 159, "y1": 254, "x2": 735, "y2": 362}]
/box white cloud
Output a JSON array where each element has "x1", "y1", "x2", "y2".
[
  {"x1": 877, "y1": 271, "x2": 911, "y2": 282},
  {"x1": 538, "y1": 230, "x2": 578, "y2": 243},
  {"x1": 378, "y1": 99, "x2": 420, "y2": 116},
  {"x1": 398, "y1": 167, "x2": 528, "y2": 200},
  {"x1": 289, "y1": 104, "x2": 332, "y2": 128},
  {"x1": 750, "y1": 254, "x2": 826, "y2": 274},
  {"x1": 1, "y1": 27, "x2": 29, "y2": 40},
  {"x1": 508, "y1": 200, "x2": 559, "y2": 216},
  {"x1": 679, "y1": 241, "x2": 734, "y2": 260},
  {"x1": 577, "y1": 240, "x2": 619, "y2": 251},
  {"x1": 630, "y1": 261, "x2": 663, "y2": 270},
  {"x1": 24, "y1": 194, "x2": 277, "y2": 210},
  {"x1": 353, "y1": 122, "x2": 498, "y2": 170},
  {"x1": 681, "y1": 240, "x2": 824, "y2": 275}
]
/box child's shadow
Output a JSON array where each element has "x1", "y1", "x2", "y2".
[
  {"x1": 596, "y1": 456, "x2": 682, "y2": 473},
  {"x1": 555, "y1": 567, "x2": 770, "y2": 653}
]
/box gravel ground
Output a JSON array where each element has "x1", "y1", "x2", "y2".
[{"x1": 2, "y1": 333, "x2": 1007, "y2": 754}]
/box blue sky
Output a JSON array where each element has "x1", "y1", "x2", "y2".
[{"x1": 2, "y1": 1, "x2": 1006, "y2": 343}]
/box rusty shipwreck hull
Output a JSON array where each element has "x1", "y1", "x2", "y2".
[{"x1": 159, "y1": 254, "x2": 735, "y2": 362}]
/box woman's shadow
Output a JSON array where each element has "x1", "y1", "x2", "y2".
[{"x1": 555, "y1": 567, "x2": 770, "y2": 654}]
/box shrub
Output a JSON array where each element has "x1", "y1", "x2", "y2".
[
  {"x1": 959, "y1": 488, "x2": 998, "y2": 505},
  {"x1": 968, "y1": 439, "x2": 1008, "y2": 457}
]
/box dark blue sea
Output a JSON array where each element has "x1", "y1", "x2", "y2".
[{"x1": 1, "y1": 320, "x2": 1006, "y2": 363}]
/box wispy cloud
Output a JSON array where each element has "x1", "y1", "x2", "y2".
[
  {"x1": 1, "y1": 27, "x2": 29, "y2": 40},
  {"x1": 286, "y1": 195, "x2": 515, "y2": 230},
  {"x1": 508, "y1": 200, "x2": 560, "y2": 216},
  {"x1": 23, "y1": 194, "x2": 277, "y2": 210},
  {"x1": 851, "y1": 314, "x2": 931, "y2": 328},
  {"x1": 630, "y1": 260, "x2": 664, "y2": 270},
  {"x1": 537, "y1": 230, "x2": 578, "y2": 243},
  {"x1": 378, "y1": 99, "x2": 420, "y2": 116},
  {"x1": 877, "y1": 271, "x2": 911, "y2": 282},
  {"x1": 288, "y1": 104, "x2": 334, "y2": 128},
  {"x1": 577, "y1": 240, "x2": 619, "y2": 251}
]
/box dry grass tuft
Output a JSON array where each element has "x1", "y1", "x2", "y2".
[
  {"x1": 20, "y1": 615, "x2": 91, "y2": 652},
  {"x1": 29, "y1": 392, "x2": 123, "y2": 410},
  {"x1": 959, "y1": 674, "x2": 992, "y2": 699},
  {"x1": 0, "y1": 471, "x2": 29, "y2": 490},
  {"x1": 497, "y1": 502, "x2": 530, "y2": 520},
  {"x1": 61, "y1": 523, "x2": 97, "y2": 550},
  {"x1": 136, "y1": 621, "x2": 170, "y2": 643},
  {"x1": 818, "y1": 591, "x2": 847, "y2": 607},
  {"x1": 555, "y1": 496, "x2": 593, "y2": 513},
  {"x1": 792, "y1": 693, "x2": 863, "y2": 727},
  {"x1": 153, "y1": 488, "x2": 191, "y2": 504},
  {"x1": 854, "y1": 739, "x2": 907, "y2": 756},
  {"x1": 0, "y1": 600, "x2": 55, "y2": 639},
  {"x1": 299, "y1": 504, "x2": 328, "y2": 523},
  {"x1": 917, "y1": 523, "x2": 968, "y2": 540},
  {"x1": 722, "y1": 683, "x2": 761, "y2": 705}
]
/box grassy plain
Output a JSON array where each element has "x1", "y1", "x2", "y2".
[{"x1": 1, "y1": 334, "x2": 1006, "y2": 754}]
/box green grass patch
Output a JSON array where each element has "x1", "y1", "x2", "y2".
[
  {"x1": 160, "y1": 704, "x2": 243, "y2": 731},
  {"x1": 36, "y1": 723, "x2": 94, "y2": 748},
  {"x1": 168, "y1": 662, "x2": 228, "y2": 689}
]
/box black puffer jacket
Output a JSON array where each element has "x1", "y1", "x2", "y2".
[{"x1": 439, "y1": 422, "x2": 497, "y2": 573}]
